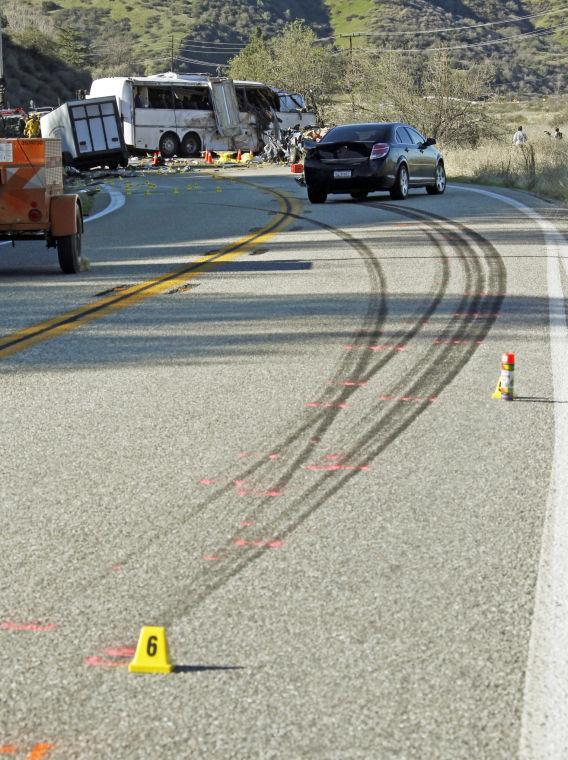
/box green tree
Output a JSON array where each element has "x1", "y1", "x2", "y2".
[
  {"x1": 229, "y1": 21, "x2": 342, "y2": 124},
  {"x1": 228, "y1": 28, "x2": 271, "y2": 83},
  {"x1": 270, "y1": 21, "x2": 342, "y2": 123},
  {"x1": 57, "y1": 28, "x2": 86, "y2": 69}
]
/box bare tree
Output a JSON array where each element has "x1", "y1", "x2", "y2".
[{"x1": 347, "y1": 49, "x2": 497, "y2": 147}]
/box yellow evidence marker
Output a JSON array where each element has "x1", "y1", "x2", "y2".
[{"x1": 129, "y1": 626, "x2": 173, "y2": 674}]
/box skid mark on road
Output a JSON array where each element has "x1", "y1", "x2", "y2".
[
  {"x1": 67, "y1": 190, "x2": 500, "y2": 633},
  {"x1": 0, "y1": 189, "x2": 299, "y2": 360},
  {"x1": 173, "y1": 202, "x2": 505, "y2": 616}
]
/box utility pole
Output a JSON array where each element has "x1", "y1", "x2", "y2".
[
  {"x1": 171, "y1": 35, "x2": 174, "y2": 73},
  {"x1": 0, "y1": 18, "x2": 6, "y2": 108}
]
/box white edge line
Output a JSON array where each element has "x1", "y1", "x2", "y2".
[
  {"x1": 0, "y1": 184, "x2": 125, "y2": 246},
  {"x1": 454, "y1": 184, "x2": 568, "y2": 759},
  {"x1": 84, "y1": 184, "x2": 125, "y2": 223}
]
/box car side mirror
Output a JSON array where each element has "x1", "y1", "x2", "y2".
[
  {"x1": 423, "y1": 137, "x2": 436, "y2": 147},
  {"x1": 303, "y1": 138, "x2": 317, "y2": 149}
]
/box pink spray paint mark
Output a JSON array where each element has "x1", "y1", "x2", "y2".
[
  {"x1": 0, "y1": 621, "x2": 58, "y2": 632},
  {"x1": 266, "y1": 539, "x2": 284, "y2": 549},
  {"x1": 330, "y1": 380, "x2": 368, "y2": 387},
  {"x1": 199, "y1": 478, "x2": 217, "y2": 486},
  {"x1": 203, "y1": 555, "x2": 222, "y2": 561},
  {"x1": 111, "y1": 564, "x2": 124, "y2": 572},
  {"x1": 104, "y1": 646, "x2": 135, "y2": 658},
  {"x1": 233, "y1": 538, "x2": 284, "y2": 549},
  {"x1": 84, "y1": 656, "x2": 126, "y2": 668},
  {"x1": 234, "y1": 480, "x2": 282, "y2": 497},
  {"x1": 304, "y1": 464, "x2": 369, "y2": 472}
]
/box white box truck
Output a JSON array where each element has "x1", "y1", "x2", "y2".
[{"x1": 40, "y1": 97, "x2": 129, "y2": 170}]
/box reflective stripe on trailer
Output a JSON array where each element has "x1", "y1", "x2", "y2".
[{"x1": 5, "y1": 166, "x2": 46, "y2": 189}]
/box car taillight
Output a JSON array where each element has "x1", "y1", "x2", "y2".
[
  {"x1": 28, "y1": 208, "x2": 42, "y2": 222},
  {"x1": 370, "y1": 143, "x2": 390, "y2": 160}
]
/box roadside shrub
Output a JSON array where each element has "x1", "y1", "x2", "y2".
[{"x1": 444, "y1": 138, "x2": 568, "y2": 202}]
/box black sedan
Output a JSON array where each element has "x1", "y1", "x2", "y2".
[{"x1": 303, "y1": 122, "x2": 446, "y2": 204}]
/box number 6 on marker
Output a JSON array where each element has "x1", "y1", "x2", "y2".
[{"x1": 129, "y1": 625, "x2": 173, "y2": 674}]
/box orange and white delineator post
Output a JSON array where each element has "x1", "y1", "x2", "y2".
[{"x1": 492, "y1": 352, "x2": 515, "y2": 400}]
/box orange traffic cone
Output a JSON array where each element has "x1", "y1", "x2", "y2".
[
  {"x1": 152, "y1": 150, "x2": 161, "y2": 167},
  {"x1": 236, "y1": 149, "x2": 242, "y2": 162}
]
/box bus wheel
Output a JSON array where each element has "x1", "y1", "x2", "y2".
[
  {"x1": 159, "y1": 132, "x2": 180, "y2": 159},
  {"x1": 182, "y1": 132, "x2": 201, "y2": 157}
]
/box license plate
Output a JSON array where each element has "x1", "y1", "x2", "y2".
[{"x1": 334, "y1": 170, "x2": 352, "y2": 179}]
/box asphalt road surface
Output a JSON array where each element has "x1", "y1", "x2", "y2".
[{"x1": 1, "y1": 167, "x2": 568, "y2": 760}]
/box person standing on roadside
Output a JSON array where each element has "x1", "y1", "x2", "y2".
[{"x1": 512, "y1": 126, "x2": 528, "y2": 146}]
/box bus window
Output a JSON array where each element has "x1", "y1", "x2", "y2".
[
  {"x1": 173, "y1": 87, "x2": 211, "y2": 110},
  {"x1": 235, "y1": 87, "x2": 247, "y2": 111},
  {"x1": 133, "y1": 86, "x2": 148, "y2": 108},
  {"x1": 278, "y1": 92, "x2": 306, "y2": 113},
  {"x1": 245, "y1": 86, "x2": 278, "y2": 112},
  {"x1": 147, "y1": 87, "x2": 173, "y2": 109}
]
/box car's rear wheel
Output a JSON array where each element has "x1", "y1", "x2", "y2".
[
  {"x1": 350, "y1": 191, "x2": 368, "y2": 201},
  {"x1": 426, "y1": 163, "x2": 446, "y2": 195},
  {"x1": 307, "y1": 186, "x2": 327, "y2": 204},
  {"x1": 390, "y1": 164, "x2": 409, "y2": 200}
]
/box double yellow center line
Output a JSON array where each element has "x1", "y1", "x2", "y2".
[{"x1": 0, "y1": 187, "x2": 300, "y2": 360}]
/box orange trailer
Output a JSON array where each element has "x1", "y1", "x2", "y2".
[{"x1": 0, "y1": 138, "x2": 83, "y2": 273}]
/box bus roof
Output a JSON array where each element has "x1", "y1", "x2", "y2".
[{"x1": 94, "y1": 72, "x2": 270, "y2": 89}]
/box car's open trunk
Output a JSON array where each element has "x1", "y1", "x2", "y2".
[{"x1": 310, "y1": 141, "x2": 373, "y2": 163}]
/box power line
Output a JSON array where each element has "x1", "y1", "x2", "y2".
[
  {"x1": 178, "y1": 45, "x2": 242, "y2": 55},
  {"x1": 145, "y1": 42, "x2": 244, "y2": 55},
  {"x1": 318, "y1": 5, "x2": 568, "y2": 41},
  {"x1": 175, "y1": 54, "x2": 226, "y2": 69},
  {"x1": 334, "y1": 21, "x2": 568, "y2": 55},
  {"x1": 177, "y1": 37, "x2": 246, "y2": 48}
]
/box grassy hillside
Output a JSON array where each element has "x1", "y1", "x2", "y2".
[
  {"x1": 3, "y1": 0, "x2": 568, "y2": 106},
  {"x1": 325, "y1": 0, "x2": 568, "y2": 92}
]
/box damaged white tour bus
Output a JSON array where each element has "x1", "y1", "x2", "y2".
[{"x1": 89, "y1": 72, "x2": 297, "y2": 158}]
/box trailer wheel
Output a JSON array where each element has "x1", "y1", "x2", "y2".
[
  {"x1": 181, "y1": 132, "x2": 201, "y2": 157},
  {"x1": 57, "y1": 207, "x2": 83, "y2": 274},
  {"x1": 159, "y1": 132, "x2": 180, "y2": 159}
]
